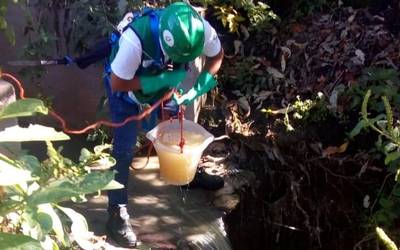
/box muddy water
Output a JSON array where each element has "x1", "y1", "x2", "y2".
[{"x1": 157, "y1": 130, "x2": 206, "y2": 185}]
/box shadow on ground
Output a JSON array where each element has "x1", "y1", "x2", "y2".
[{"x1": 22, "y1": 135, "x2": 231, "y2": 249}]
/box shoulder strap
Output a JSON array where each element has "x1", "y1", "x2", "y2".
[{"x1": 148, "y1": 10, "x2": 163, "y2": 66}]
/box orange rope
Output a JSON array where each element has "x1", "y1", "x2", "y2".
[{"x1": 1, "y1": 72, "x2": 175, "y2": 134}]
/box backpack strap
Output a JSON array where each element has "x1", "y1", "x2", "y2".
[{"x1": 148, "y1": 10, "x2": 164, "y2": 68}]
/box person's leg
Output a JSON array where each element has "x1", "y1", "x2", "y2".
[{"x1": 104, "y1": 73, "x2": 138, "y2": 248}]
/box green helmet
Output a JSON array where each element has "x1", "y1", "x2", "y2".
[{"x1": 159, "y1": 2, "x2": 205, "y2": 63}]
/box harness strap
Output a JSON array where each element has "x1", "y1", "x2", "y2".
[{"x1": 148, "y1": 11, "x2": 163, "y2": 67}]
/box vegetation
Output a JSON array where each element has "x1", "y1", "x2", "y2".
[
  {"x1": 0, "y1": 97, "x2": 120, "y2": 249},
  {"x1": 2, "y1": 0, "x2": 400, "y2": 249}
]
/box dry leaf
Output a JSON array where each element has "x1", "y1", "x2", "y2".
[{"x1": 322, "y1": 141, "x2": 349, "y2": 157}]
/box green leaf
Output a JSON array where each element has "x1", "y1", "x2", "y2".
[
  {"x1": 375, "y1": 210, "x2": 390, "y2": 225},
  {"x1": 19, "y1": 155, "x2": 42, "y2": 176},
  {"x1": 57, "y1": 206, "x2": 93, "y2": 250},
  {"x1": 27, "y1": 171, "x2": 115, "y2": 206},
  {"x1": 385, "y1": 151, "x2": 400, "y2": 165},
  {"x1": 38, "y1": 204, "x2": 64, "y2": 244},
  {"x1": 21, "y1": 208, "x2": 46, "y2": 241},
  {"x1": 0, "y1": 98, "x2": 48, "y2": 120},
  {"x1": 0, "y1": 124, "x2": 69, "y2": 142},
  {"x1": 379, "y1": 198, "x2": 394, "y2": 209},
  {"x1": 349, "y1": 119, "x2": 368, "y2": 138},
  {"x1": 0, "y1": 232, "x2": 42, "y2": 250},
  {"x1": 0, "y1": 159, "x2": 34, "y2": 185},
  {"x1": 384, "y1": 143, "x2": 398, "y2": 154},
  {"x1": 34, "y1": 211, "x2": 53, "y2": 234},
  {"x1": 393, "y1": 185, "x2": 400, "y2": 197}
]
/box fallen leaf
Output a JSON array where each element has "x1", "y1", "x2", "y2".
[{"x1": 322, "y1": 141, "x2": 349, "y2": 157}]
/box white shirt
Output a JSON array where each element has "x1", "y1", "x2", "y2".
[{"x1": 111, "y1": 18, "x2": 221, "y2": 80}]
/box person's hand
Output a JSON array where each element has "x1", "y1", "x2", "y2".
[{"x1": 173, "y1": 71, "x2": 217, "y2": 106}]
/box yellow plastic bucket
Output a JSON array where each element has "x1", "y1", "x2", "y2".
[{"x1": 146, "y1": 119, "x2": 214, "y2": 185}]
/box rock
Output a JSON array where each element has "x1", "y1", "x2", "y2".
[
  {"x1": 214, "y1": 182, "x2": 235, "y2": 197},
  {"x1": 213, "y1": 193, "x2": 240, "y2": 211}
]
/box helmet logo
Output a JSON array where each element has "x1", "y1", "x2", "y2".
[{"x1": 163, "y1": 30, "x2": 174, "y2": 47}]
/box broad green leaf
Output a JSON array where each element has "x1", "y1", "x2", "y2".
[
  {"x1": 34, "y1": 211, "x2": 53, "y2": 234},
  {"x1": 385, "y1": 151, "x2": 400, "y2": 165},
  {"x1": 38, "y1": 204, "x2": 64, "y2": 244},
  {"x1": 22, "y1": 208, "x2": 43, "y2": 236},
  {"x1": 0, "y1": 232, "x2": 42, "y2": 250},
  {"x1": 27, "y1": 171, "x2": 115, "y2": 206},
  {"x1": 0, "y1": 124, "x2": 69, "y2": 142},
  {"x1": 0, "y1": 98, "x2": 48, "y2": 119},
  {"x1": 0, "y1": 159, "x2": 34, "y2": 185},
  {"x1": 57, "y1": 206, "x2": 93, "y2": 250}
]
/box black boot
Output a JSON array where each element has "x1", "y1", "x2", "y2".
[
  {"x1": 106, "y1": 206, "x2": 137, "y2": 248},
  {"x1": 183, "y1": 168, "x2": 224, "y2": 190}
]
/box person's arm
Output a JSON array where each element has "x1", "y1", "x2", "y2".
[
  {"x1": 111, "y1": 71, "x2": 187, "y2": 94},
  {"x1": 111, "y1": 74, "x2": 141, "y2": 92},
  {"x1": 203, "y1": 47, "x2": 224, "y2": 76}
]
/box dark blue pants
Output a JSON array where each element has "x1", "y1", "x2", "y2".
[
  {"x1": 104, "y1": 73, "x2": 139, "y2": 210},
  {"x1": 103, "y1": 68, "x2": 179, "y2": 212}
]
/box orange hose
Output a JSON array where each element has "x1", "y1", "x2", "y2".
[{"x1": 1, "y1": 72, "x2": 174, "y2": 134}]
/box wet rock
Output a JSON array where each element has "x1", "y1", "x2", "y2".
[
  {"x1": 214, "y1": 182, "x2": 235, "y2": 197},
  {"x1": 213, "y1": 193, "x2": 240, "y2": 211}
]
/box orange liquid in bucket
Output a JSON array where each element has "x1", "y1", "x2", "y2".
[
  {"x1": 146, "y1": 119, "x2": 214, "y2": 186},
  {"x1": 157, "y1": 131, "x2": 205, "y2": 185}
]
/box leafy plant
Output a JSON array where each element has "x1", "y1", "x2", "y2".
[
  {"x1": 347, "y1": 67, "x2": 400, "y2": 114},
  {"x1": 0, "y1": 98, "x2": 121, "y2": 249},
  {"x1": 262, "y1": 93, "x2": 331, "y2": 131},
  {"x1": 350, "y1": 90, "x2": 400, "y2": 247},
  {"x1": 246, "y1": 1, "x2": 279, "y2": 31},
  {"x1": 211, "y1": 0, "x2": 279, "y2": 33},
  {"x1": 292, "y1": 0, "x2": 332, "y2": 18},
  {"x1": 0, "y1": 0, "x2": 20, "y2": 45},
  {"x1": 214, "y1": 5, "x2": 246, "y2": 33}
]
